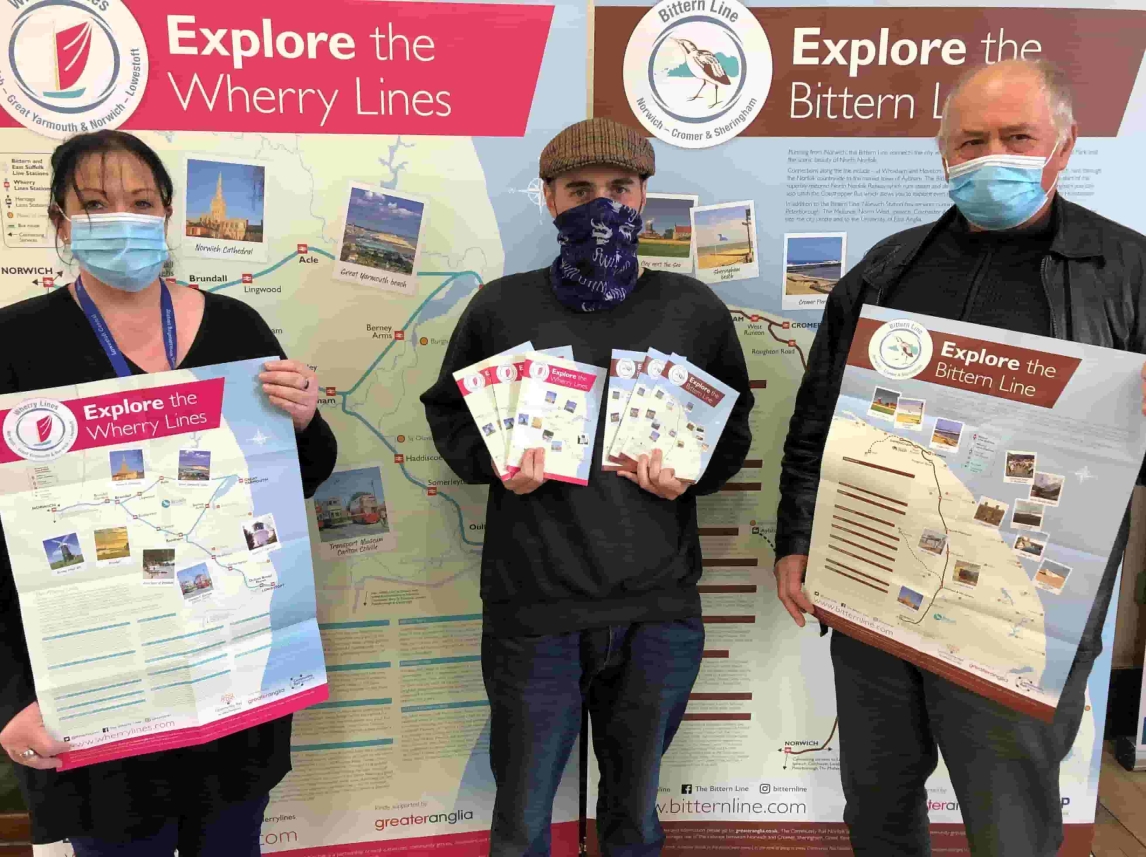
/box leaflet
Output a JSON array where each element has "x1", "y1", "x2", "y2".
[
  {"x1": 601, "y1": 350, "x2": 647, "y2": 472},
  {"x1": 0, "y1": 359, "x2": 328, "y2": 769},
  {"x1": 806, "y1": 306, "x2": 1146, "y2": 721},
  {"x1": 507, "y1": 352, "x2": 606, "y2": 485},
  {"x1": 606, "y1": 348, "x2": 679, "y2": 464},
  {"x1": 617, "y1": 357, "x2": 738, "y2": 483},
  {"x1": 453, "y1": 341, "x2": 534, "y2": 479},
  {"x1": 492, "y1": 345, "x2": 574, "y2": 456}
]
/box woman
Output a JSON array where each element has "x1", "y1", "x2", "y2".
[{"x1": 0, "y1": 131, "x2": 338, "y2": 854}]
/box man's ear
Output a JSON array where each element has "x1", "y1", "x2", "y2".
[
  {"x1": 637, "y1": 178, "x2": 648, "y2": 215},
  {"x1": 543, "y1": 180, "x2": 558, "y2": 219}
]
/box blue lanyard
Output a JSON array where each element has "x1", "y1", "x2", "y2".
[{"x1": 75, "y1": 276, "x2": 178, "y2": 378}]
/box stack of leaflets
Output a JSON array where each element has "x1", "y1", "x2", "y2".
[
  {"x1": 603, "y1": 348, "x2": 739, "y2": 484},
  {"x1": 454, "y1": 345, "x2": 605, "y2": 486}
]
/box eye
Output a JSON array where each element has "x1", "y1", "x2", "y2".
[
  {"x1": 135, "y1": 200, "x2": 154, "y2": 210},
  {"x1": 82, "y1": 199, "x2": 105, "y2": 210}
]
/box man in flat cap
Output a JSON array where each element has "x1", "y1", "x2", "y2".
[{"x1": 421, "y1": 118, "x2": 753, "y2": 856}]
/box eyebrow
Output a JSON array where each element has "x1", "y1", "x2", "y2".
[
  {"x1": 76, "y1": 186, "x2": 157, "y2": 195},
  {"x1": 957, "y1": 123, "x2": 1039, "y2": 138}
]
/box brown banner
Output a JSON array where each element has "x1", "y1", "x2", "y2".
[
  {"x1": 595, "y1": 7, "x2": 1146, "y2": 137},
  {"x1": 848, "y1": 316, "x2": 1081, "y2": 408}
]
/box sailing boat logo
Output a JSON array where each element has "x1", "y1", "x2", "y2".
[
  {"x1": 1, "y1": 0, "x2": 148, "y2": 139},
  {"x1": 3, "y1": 398, "x2": 79, "y2": 462}
]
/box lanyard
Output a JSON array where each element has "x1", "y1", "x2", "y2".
[{"x1": 75, "y1": 276, "x2": 178, "y2": 378}]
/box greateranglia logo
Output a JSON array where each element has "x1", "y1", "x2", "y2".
[
  {"x1": 0, "y1": 0, "x2": 149, "y2": 139},
  {"x1": 623, "y1": 0, "x2": 772, "y2": 149},
  {"x1": 868, "y1": 319, "x2": 934, "y2": 380},
  {"x1": 3, "y1": 397, "x2": 78, "y2": 461}
]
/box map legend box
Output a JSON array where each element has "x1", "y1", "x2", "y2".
[{"x1": 0, "y1": 153, "x2": 54, "y2": 250}]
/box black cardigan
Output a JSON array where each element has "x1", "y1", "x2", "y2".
[{"x1": 0, "y1": 286, "x2": 337, "y2": 843}]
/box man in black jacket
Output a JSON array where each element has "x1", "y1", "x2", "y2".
[
  {"x1": 421, "y1": 118, "x2": 753, "y2": 857},
  {"x1": 775, "y1": 59, "x2": 1146, "y2": 856}
]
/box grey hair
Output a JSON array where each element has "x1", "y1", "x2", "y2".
[{"x1": 936, "y1": 59, "x2": 1076, "y2": 154}]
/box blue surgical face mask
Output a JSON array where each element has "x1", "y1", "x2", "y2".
[
  {"x1": 66, "y1": 212, "x2": 169, "y2": 292},
  {"x1": 945, "y1": 143, "x2": 1060, "y2": 231}
]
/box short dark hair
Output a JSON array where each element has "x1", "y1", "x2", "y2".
[{"x1": 48, "y1": 130, "x2": 174, "y2": 223}]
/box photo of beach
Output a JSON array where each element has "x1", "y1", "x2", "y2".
[
  {"x1": 691, "y1": 201, "x2": 759, "y2": 284},
  {"x1": 894, "y1": 398, "x2": 924, "y2": 431},
  {"x1": 930, "y1": 418, "x2": 964, "y2": 452},
  {"x1": 782, "y1": 233, "x2": 846, "y2": 309}
]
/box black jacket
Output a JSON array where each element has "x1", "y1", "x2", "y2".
[{"x1": 776, "y1": 198, "x2": 1146, "y2": 649}]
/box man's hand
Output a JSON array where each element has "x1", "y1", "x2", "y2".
[
  {"x1": 775, "y1": 554, "x2": 815, "y2": 627},
  {"x1": 0, "y1": 702, "x2": 68, "y2": 770},
  {"x1": 505, "y1": 448, "x2": 547, "y2": 495},
  {"x1": 618, "y1": 449, "x2": 686, "y2": 500}
]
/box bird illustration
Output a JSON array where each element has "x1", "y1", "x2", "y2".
[{"x1": 671, "y1": 37, "x2": 731, "y2": 108}]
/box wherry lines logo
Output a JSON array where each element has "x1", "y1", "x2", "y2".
[
  {"x1": 1, "y1": 0, "x2": 148, "y2": 139},
  {"x1": 3, "y1": 397, "x2": 78, "y2": 461},
  {"x1": 868, "y1": 319, "x2": 934, "y2": 380},
  {"x1": 624, "y1": 0, "x2": 771, "y2": 149}
]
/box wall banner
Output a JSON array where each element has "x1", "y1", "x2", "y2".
[{"x1": 2, "y1": 0, "x2": 1142, "y2": 854}]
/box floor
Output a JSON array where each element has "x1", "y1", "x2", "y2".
[
  {"x1": 1094, "y1": 743, "x2": 1146, "y2": 856},
  {"x1": 0, "y1": 745, "x2": 1141, "y2": 856}
]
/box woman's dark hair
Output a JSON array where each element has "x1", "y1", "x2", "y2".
[{"x1": 48, "y1": 130, "x2": 174, "y2": 224}]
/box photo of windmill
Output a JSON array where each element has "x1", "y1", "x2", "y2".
[
  {"x1": 637, "y1": 194, "x2": 697, "y2": 263},
  {"x1": 42, "y1": 533, "x2": 84, "y2": 572}
]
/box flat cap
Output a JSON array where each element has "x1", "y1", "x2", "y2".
[{"x1": 539, "y1": 118, "x2": 655, "y2": 180}]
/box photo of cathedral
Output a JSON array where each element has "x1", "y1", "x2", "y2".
[{"x1": 185, "y1": 158, "x2": 265, "y2": 244}]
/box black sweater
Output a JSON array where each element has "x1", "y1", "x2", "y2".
[
  {"x1": 0, "y1": 287, "x2": 338, "y2": 844},
  {"x1": 420, "y1": 268, "x2": 753, "y2": 636}
]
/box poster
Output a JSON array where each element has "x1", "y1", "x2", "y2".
[
  {"x1": 0, "y1": 359, "x2": 328, "y2": 770},
  {"x1": 0, "y1": 0, "x2": 1140, "y2": 852},
  {"x1": 806, "y1": 307, "x2": 1146, "y2": 720}
]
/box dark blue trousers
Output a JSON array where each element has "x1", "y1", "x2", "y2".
[{"x1": 482, "y1": 619, "x2": 704, "y2": 857}]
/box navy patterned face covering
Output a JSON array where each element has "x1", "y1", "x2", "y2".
[{"x1": 550, "y1": 197, "x2": 643, "y2": 313}]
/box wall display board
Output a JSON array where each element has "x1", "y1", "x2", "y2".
[{"x1": 1, "y1": 0, "x2": 1142, "y2": 853}]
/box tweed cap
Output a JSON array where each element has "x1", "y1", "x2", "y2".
[{"x1": 539, "y1": 118, "x2": 655, "y2": 180}]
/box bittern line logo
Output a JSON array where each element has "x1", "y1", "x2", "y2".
[
  {"x1": 1, "y1": 0, "x2": 149, "y2": 139},
  {"x1": 624, "y1": 0, "x2": 771, "y2": 149},
  {"x1": 868, "y1": 319, "x2": 934, "y2": 380},
  {"x1": 3, "y1": 398, "x2": 78, "y2": 461},
  {"x1": 668, "y1": 364, "x2": 689, "y2": 386}
]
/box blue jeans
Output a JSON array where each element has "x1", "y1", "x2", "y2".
[
  {"x1": 482, "y1": 619, "x2": 705, "y2": 857},
  {"x1": 69, "y1": 793, "x2": 269, "y2": 856}
]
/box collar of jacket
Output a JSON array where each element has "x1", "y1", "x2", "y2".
[{"x1": 861, "y1": 195, "x2": 1106, "y2": 300}]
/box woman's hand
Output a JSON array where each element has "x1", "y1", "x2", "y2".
[
  {"x1": 0, "y1": 702, "x2": 68, "y2": 770},
  {"x1": 259, "y1": 359, "x2": 319, "y2": 431}
]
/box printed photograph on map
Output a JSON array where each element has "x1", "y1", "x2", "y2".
[
  {"x1": 42, "y1": 533, "x2": 84, "y2": 574},
  {"x1": 242, "y1": 513, "x2": 281, "y2": 554},
  {"x1": 918, "y1": 528, "x2": 948, "y2": 556},
  {"x1": 94, "y1": 526, "x2": 130, "y2": 564},
  {"x1": 782, "y1": 232, "x2": 847, "y2": 311},
  {"x1": 1029, "y1": 471, "x2": 1065, "y2": 506},
  {"x1": 334, "y1": 183, "x2": 427, "y2": 296},
  {"x1": 929, "y1": 418, "x2": 963, "y2": 452},
  {"x1": 898, "y1": 585, "x2": 925, "y2": 611},
  {"x1": 691, "y1": 201, "x2": 758, "y2": 284},
  {"x1": 109, "y1": 449, "x2": 145, "y2": 482},
  {"x1": 638, "y1": 194, "x2": 697, "y2": 273},
  {"x1": 894, "y1": 398, "x2": 925, "y2": 431},
  {"x1": 312, "y1": 465, "x2": 395, "y2": 559},
  {"x1": 1011, "y1": 499, "x2": 1045, "y2": 531},
  {"x1": 972, "y1": 497, "x2": 1008, "y2": 527},
  {"x1": 1035, "y1": 559, "x2": 1072, "y2": 594},
  {"x1": 183, "y1": 155, "x2": 268, "y2": 262},
  {"x1": 178, "y1": 450, "x2": 211, "y2": 482},
  {"x1": 142, "y1": 548, "x2": 175, "y2": 584},
  {"x1": 868, "y1": 387, "x2": 900, "y2": 421},
  {"x1": 1013, "y1": 533, "x2": 1048, "y2": 561},
  {"x1": 1004, "y1": 451, "x2": 1037, "y2": 483},
  {"x1": 177, "y1": 562, "x2": 214, "y2": 601},
  {"x1": 953, "y1": 560, "x2": 981, "y2": 587}
]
